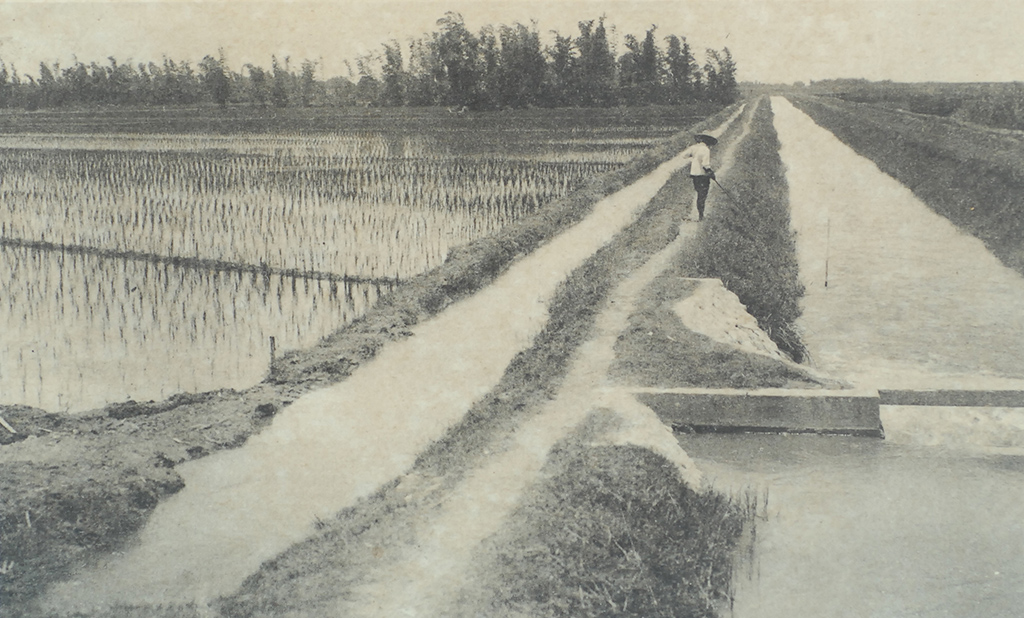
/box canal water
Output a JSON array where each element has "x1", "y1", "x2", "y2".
[
  {"x1": 771, "y1": 96, "x2": 1024, "y2": 390},
  {"x1": 681, "y1": 416, "x2": 1024, "y2": 618},
  {"x1": 697, "y1": 99, "x2": 1024, "y2": 618}
]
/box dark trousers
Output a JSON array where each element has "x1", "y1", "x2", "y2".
[{"x1": 691, "y1": 175, "x2": 711, "y2": 219}]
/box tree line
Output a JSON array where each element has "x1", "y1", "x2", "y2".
[
  {"x1": 366, "y1": 14, "x2": 738, "y2": 108},
  {"x1": 0, "y1": 13, "x2": 738, "y2": 111},
  {"x1": 0, "y1": 53, "x2": 326, "y2": 110}
]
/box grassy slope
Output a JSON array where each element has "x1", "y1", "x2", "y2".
[
  {"x1": 450, "y1": 440, "x2": 745, "y2": 618},
  {"x1": 693, "y1": 97, "x2": 806, "y2": 361},
  {"x1": 806, "y1": 80, "x2": 1024, "y2": 132},
  {"x1": 1, "y1": 104, "x2": 738, "y2": 616},
  {"x1": 611, "y1": 96, "x2": 813, "y2": 391},
  {"x1": 791, "y1": 95, "x2": 1024, "y2": 276}
]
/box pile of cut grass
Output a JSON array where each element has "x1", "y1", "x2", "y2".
[
  {"x1": 610, "y1": 275, "x2": 824, "y2": 389},
  {"x1": 792, "y1": 96, "x2": 1024, "y2": 276},
  {"x1": 692, "y1": 97, "x2": 806, "y2": 361}
]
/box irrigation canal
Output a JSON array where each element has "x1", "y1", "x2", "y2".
[
  {"x1": 684, "y1": 431, "x2": 1024, "y2": 618},
  {"x1": 773, "y1": 96, "x2": 1024, "y2": 391},
  {"x1": 690, "y1": 98, "x2": 1024, "y2": 618}
]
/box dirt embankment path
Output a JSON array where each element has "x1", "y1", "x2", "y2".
[
  {"x1": 339, "y1": 106, "x2": 753, "y2": 618},
  {"x1": 41, "y1": 108, "x2": 747, "y2": 614},
  {"x1": 772, "y1": 96, "x2": 1024, "y2": 390}
]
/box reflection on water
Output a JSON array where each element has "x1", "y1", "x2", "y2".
[
  {"x1": 0, "y1": 129, "x2": 649, "y2": 412},
  {"x1": 0, "y1": 245, "x2": 389, "y2": 412},
  {"x1": 682, "y1": 422, "x2": 1024, "y2": 618},
  {"x1": 0, "y1": 148, "x2": 614, "y2": 281}
]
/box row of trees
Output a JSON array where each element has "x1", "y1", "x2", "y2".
[
  {"x1": 364, "y1": 14, "x2": 738, "y2": 108},
  {"x1": 0, "y1": 13, "x2": 738, "y2": 111},
  {"x1": 0, "y1": 54, "x2": 327, "y2": 110}
]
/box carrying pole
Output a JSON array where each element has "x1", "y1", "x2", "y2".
[{"x1": 712, "y1": 178, "x2": 739, "y2": 204}]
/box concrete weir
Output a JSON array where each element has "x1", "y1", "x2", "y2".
[
  {"x1": 634, "y1": 386, "x2": 1024, "y2": 437},
  {"x1": 879, "y1": 389, "x2": 1024, "y2": 407},
  {"x1": 633, "y1": 387, "x2": 883, "y2": 437}
]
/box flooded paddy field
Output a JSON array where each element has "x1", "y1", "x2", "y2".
[
  {"x1": 0, "y1": 244, "x2": 387, "y2": 413},
  {"x1": 0, "y1": 107, "x2": 702, "y2": 413}
]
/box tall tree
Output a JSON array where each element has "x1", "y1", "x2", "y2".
[
  {"x1": 716, "y1": 47, "x2": 739, "y2": 103},
  {"x1": 200, "y1": 52, "x2": 230, "y2": 106},
  {"x1": 299, "y1": 59, "x2": 318, "y2": 106},
  {"x1": 270, "y1": 56, "x2": 290, "y2": 107},
  {"x1": 434, "y1": 12, "x2": 482, "y2": 108},
  {"x1": 478, "y1": 26, "x2": 502, "y2": 108},
  {"x1": 380, "y1": 40, "x2": 406, "y2": 106},
  {"x1": 637, "y1": 26, "x2": 661, "y2": 102},
  {"x1": 703, "y1": 47, "x2": 738, "y2": 104},
  {"x1": 0, "y1": 60, "x2": 11, "y2": 107},
  {"x1": 107, "y1": 56, "x2": 136, "y2": 104},
  {"x1": 246, "y1": 64, "x2": 269, "y2": 107},
  {"x1": 406, "y1": 37, "x2": 444, "y2": 106},
  {"x1": 499, "y1": 22, "x2": 546, "y2": 108},
  {"x1": 544, "y1": 31, "x2": 575, "y2": 106},
  {"x1": 665, "y1": 35, "x2": 698, "y2": 103},
  {"x1": 574, "y1": 17, "x2": 616, "y2": 107},
  {"x1": 37, "y1": 62, "x2": 58, "y2": 107}
]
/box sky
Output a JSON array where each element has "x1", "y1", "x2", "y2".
[{"x1": 0, "y1": 0, "x2": 1022, "y2": 84}]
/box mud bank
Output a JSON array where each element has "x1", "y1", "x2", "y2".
[{"x1": 2, "y1": 105, "x2": 745, "y2": 615}]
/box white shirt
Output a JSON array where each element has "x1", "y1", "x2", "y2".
[{"x1": 680, "y1": 141, "x2": 712, "y2": 176}]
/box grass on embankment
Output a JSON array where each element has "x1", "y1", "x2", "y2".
[
  {"x1": 694, "y1": 97, "x2": 806, "y2": 361},
  {"x1": 611, "y1": 97, "x2": 814, "y2": 390},
  {"x1": 791, "y1": 95, "x2": 1024, "y2": 277},
  {"x1": 0, "y1": 104, "x2": 739, "y2": 616},
  {"x1": 450, "y1": 439, "x2": 745, "y2": 618}
]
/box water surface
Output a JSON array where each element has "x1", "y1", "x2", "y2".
[{"x1": 682, "y1": 426, "x2": 1024, "y2": 618}]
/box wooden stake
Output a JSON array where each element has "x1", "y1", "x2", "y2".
[{"x1": 0, "y1": 416, "x2": 15, "y2": 435}]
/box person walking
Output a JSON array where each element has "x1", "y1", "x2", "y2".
[{"x1": 679, "y1": 133, "x2": 718, "y2": 221}]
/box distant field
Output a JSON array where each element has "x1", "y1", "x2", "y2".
[
  {"x1": 0, "y1": 103, "x2": 718, "y2": 136},
  {"x1": 801, "y1": 80, "x2": 1024, "y2": 131}
]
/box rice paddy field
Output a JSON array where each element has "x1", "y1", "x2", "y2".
[{"x1": 0, "y1": 107, "x2": 706, "y2": 413}]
